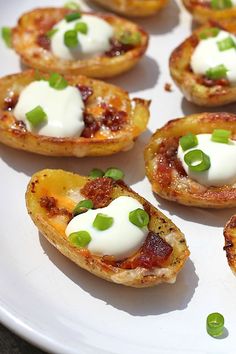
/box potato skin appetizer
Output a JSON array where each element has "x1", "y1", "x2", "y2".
[
  {"x1": 144, "y1": 112, "x2": 236, "y2": 208},
  {"x1": 91, "y1": 0, "x2": 169, "y2": 17},
  {"x1": 12, "y1": 8, "x2": 149, "y2": 78},
  {"x1": 224, "y1": 215, "x2": 236, "y2": 275},
  {"x1": 0, "y1": 70, "x2": 150, "y2": 157},
  {"x1": 169, "y1": 22, "x2": 236, "y2": 107},
  {"x1": 25, "y1": 169, "x2": 190, "y2": 287},
  {"x1": 182, "y1": 0, "x2": 236, "y2": 24}
]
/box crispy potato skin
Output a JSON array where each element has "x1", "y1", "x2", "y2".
[
  {"x1": 182, "y1": 0, "x2": 236, "y2": 24},
  {"x1": 12, "y1": 8, "x2": 149, "y2": 78},
  {"x1": 224, "y1": 215, "x2": 236, "y2": 275},
  {"x1": 25, "y1": 169, "x2": 189, "y2": 287},
  {"x1": 0, "y1": 70, "x2": 150, "y2": 156},
  {"x1": 91, "y1": 0, "x2": 169, "y2": 17},
  {"x1": 144, "y1": 112, "x2": 236, "y2": 208},
  {"x1": 169, "y1": 22, "x2": 236, "y2": 107}
]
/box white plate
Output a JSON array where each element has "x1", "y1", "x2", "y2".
[{"x1": 1, "y1": 0, "x2": 236, "y2": 353}]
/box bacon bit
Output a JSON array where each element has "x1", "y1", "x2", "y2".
[
  {"x1": 11, "y1": 120, "x2": 27, "y2": 136},
  {"x1": 77, "y1": 85, "x2": 93, "y2": 103},
  {"x1": 37, "y1": 34, "x2": 50, "y2": 50},
  {"x1": 164, "y1": 83, "x2": 172, "y2": 92},
  {"x1": 102, "y1": 108, "x2": 127, "y2": 131},
  {"x1": 190, "y1": 0, "x2": 211, "y2": 7},
  {"x1": 40, "y1": 196, "x2": 71, "y2": 218},
  {"x1": 105, "y1": 38, "x2": 133, "y2": 57},
  {"x1": 197, "y1": 76, "x2": 230, "y2": 87},
  {"x1": 3, "y1": 95, "x2": 18, "y2": 111},
  {"x1": 81, "y1": 113, "x2": 101, "y2": 138},
  {"x1": 81, "y1": 178, "x2": 113, "y2": 208}
]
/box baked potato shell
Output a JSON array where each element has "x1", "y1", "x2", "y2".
[
  {"x1": 224, "y1": 215, "x2": 236, "y2": 275},
  {"x1": 169, "y1": 22, "x2": 236, "y2": 107},
  {"x1": 0, "y1": 70, "x2": 150, "y2": 157},
  {"x1": 144, "y1": 112, "x2": 236, "y2": 208},
  {"x1": 25, "y1": 169, "x2": 190, "y2": 288},
  {"x1": 91, "y1": 0, "x2": 169, "y2": 17},
  {"x1": 12, "y1": 8, "x2": 149, "y2": 78}
]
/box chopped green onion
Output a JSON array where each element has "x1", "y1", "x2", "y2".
[
  {"x1": 64, "y1": 29, "x2": 79, "y2": 48},
  {"x1": 118, "y1": 31, "x2": 141, "y2": 46},
  {"x1": 65, "y1": 12, "x2": 81, "y2": 22},
  {"x1": 26, "y1": 105, "x2": 47, "y2": 126},
  {"x1": 46, "y1": 28, "x2": 58, "y2": 38},
  {"x1": 49, "y1": 72, "x2": 68, "y2": 90},
  {"x1": 1, "y1": 27, "x2": 12, "y2": 48},
  {"x1": 74, "y1": 22, "x2": 88, "y2": 34},
  {"x1": 89, "y1": 168, "x2": 104, "y2": 179},
  {"x1": 217, "y1": 36, "x2": 236, "y2": 51},
  {"x1": 199, "y1": 27, "x2": 220, "y2": 40},
  {"x1": 211, "y1": 0, "x2": 232, "y2": 8},
  {"x1": 93, "y1": 213, "x2": 114, "y2": 231},
  {"x1": 73, "y1": 199, "x2": 93, "y2": 216},
  {"x1": 68, "y1": 230, "x2": 91, "y2": 247},
  {"x1": 205, "y1": 64, "x2": 228, "y2": 80},
  {"x1": 129, "y1": 208, "x2": 149, "y2": 228},
  {"x1": 104, "y1": 167, "x2": 124, "y2": 181},
  {"x1": 64, "y1": 1, "x2": 81, "y2": 10},
  {"x1": 184, "y1": 149, "x2": 211, "y2": 172},
  {"x1": 211, "y1": 129, "x2": 231, "y2": 144},
  {"x1": 179, "y1": 133, "x2": 198, "y2": 151},
  {"x1": 207, "y1": 313, "x2": 224, "y2": 337}
]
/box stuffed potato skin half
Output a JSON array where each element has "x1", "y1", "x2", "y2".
[
  {"x1": 0, "y1": 70, "x2": 150, "y2": 157},
  {"x1": 26, "y1": 169, "x2": 190, "y2": 287},
  {"x1": 224, "y1": 215, "x2": 236, "y2": 275},
  {"x1": 91, "y1": 0, "x2": 169, "y2": 17},
  {"x1": 169, "y1": 22, "x2": 236, "y2": 107},
  {"x1": 12, "y1": 8, "x2": 149, "y2": 78},
  {"x1": 144, "y1": 112, "x2": 236, "y2": 208}
]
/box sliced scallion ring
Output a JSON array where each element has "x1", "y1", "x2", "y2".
[
  {"x1": 1, "y1": 27, "x2": 12, "y2": 47},
  {"x1": 26, "y1": 105, "x2": 47, "y2": 126},
  {"x1": 104, "y1": 167, "x2": 124, "y2": 181},
  {"x1": 217, "y1": 36, "x2": 236, "y2": 51},
  {"x1": 74, "y1": 22, "x2": 88, "y2": 34},
  {"x1": 89, "y1": 168, "x2": 104, "y2": 179},
  {"x1": 64, "y1": 1, "x2": 81, "y2": 10},
  {"x1": 73, "y1": 199, "x2": 93, "y2": 216},
  {"x1": 199, "y1": 27, "x2": 220, "y2": 40},
  {"x1": 64, "y1": 29, "x2": 79, "y2": 47},
  {"x1": 211, "y1": 0, "x2": 232, "y2": 9},
  {"x1": 118, "y1": 31, "x2": 141, "y2": 45},
  {"x1": 184, "y1": 149, "x2": 211, "y2": 172},
  {"x1": 49, "y1": 73, "x2": 68, "y2": 90},
  {"x1": 179, "y1": 133, "x2": 198, "y2": 151},
  {"x1": 129, "y1": 208, "x2": 149, "y2": 228},
  {"x1": 46, "y1": 28, "x2": 58, "y2": 38},
  {"x1": 211, "y1": 129, "x2": 231, "y2": 144},
  {"x1": 93, "y1": 213, "x2": 114, "y2": 231},
  {"x1": 65, "y1": 12, "x2": 81, "y2": 22},
  {"x1": 205, "y1": 64, "x2": 228, "y2": 80},
  {"x1": 68, "y1": 231, "x2": 91, "y2": 247},
  {"x1": 206, "y1": 312, "x2": 224, "y2": 337}
]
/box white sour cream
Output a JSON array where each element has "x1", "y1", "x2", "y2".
[
  {"x1": 51, "y1": 15, "x2": 114, "y2": 61},
  {"x1": 191, "y1": 30, "x2": 236, "y2": 84},
  {"x1": 177, "y1": 134, "x2": 236, "y2": 187},
  {"x1": 14, "y1": 80, "x2": 84, "y2": 138},
  {"x1": 65, "y1": 196, "x2": 148, "y2": 260}
]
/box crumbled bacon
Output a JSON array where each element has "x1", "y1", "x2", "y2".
[
  {"x1": 102, "y1": 108, "x2": 127, "y2": 131},
  {"x1": 3, "y1": 95, "x2": 18, "y2": 111},
  {"x1": 77, "y1": 85, "x2": 93, "y2": 103},
  {"x1": 40, "y1": 196, "x2": 71, "y2": 218},
  {"x1": 37, "y1": 34, "x2": 50, "y2": 50},
  {"x1": 81, "y1": 113, "x2": 101, "y2": 138},
  {"x1": 81, "y1": 178, "x2": 113, "y2": 208},
  {"x1": 105, "y1": 38, "x2": 133, "y2": 57},
  {"x1": 197, "y1": 76, "x2": 230, "y2": 87}
]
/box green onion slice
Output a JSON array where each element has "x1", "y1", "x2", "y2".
[
  {"x1": 206, "y1": 312, "x2": 224, "y2": 337},
  {"x1": 49, "y1": 72, "x2": 68, "y2": 90},
  {"x1": 211, "y1": 0, "x2": 232, "y2": 9},
  {"x1": 93, "y1": 213, "x2": 114, "y2": 231},
  {"x1": 68, "y1": 230, "x2": 91, "y2": 247},
  {"x1": 64, "y1": 1, "x2": 81, "y2": 10},
  {"x1": 211, "y1": 129, "x2": 231, "y2": 144},
  {"x1": 73, "y1": 199, "x2": 93, "y2": 216},
  {"x1": 118, "y1": 31, "x2": 141, "y2": 45},
  {"x1": 205, "y1": 64, "x2": 228, "y2": 80},
  {"x1": 104, "y1": 167, "x2": 124, "y2": 181},
  {"x1": 217, "y1": 36, "x2": 236, "y2": 51},
  {"x1": 65, "y1": 12, "x2": 81, "y2": 22},
  {"x1": 64, "y1": 29, "x2": 79, "y2": 48},
  {"x1": 179, "y1": 133, "x2": 198, "y2": 151},
  {"x1": 74, "y1": 22, "x2": 88, "y2": 34},
  {"x1": 1, "y1": 27, "x2": 12, "y2": 48},
  {"x1": 46, "y1": 28, "x2": 58, "y2": 38},
  {"x1": 129, "y1": 208, "x2": 149, "y2": 228},
  {"x1": 184, "y1": 149, "x2": 211, "y2": 172},
  {"x1": 199, "y1": 27, "x2": 220, "y2": 40},
  {"x1": 89, "y1": 168, "x2": 104, "y2": 179},
  {"x1": 26, "y1": 105, "x2": 47, "y2": 126}
]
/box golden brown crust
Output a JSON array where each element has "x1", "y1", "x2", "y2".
[
  {"x1": 224, "y1": 215, "x2": 236, "y2": 275},
  {"x1": 144, "y1": 112, "x2": 236, "y2": 208},
  {"x1": 91, "y1": 0, "x2": 169, "y2": 17},
  {"x1": 25, "y1": 169, "x2": 190, "y2": 287},
  {"x1": 182, "y1": 0, "x2": 236, "y2": 24},
  {"x1": 0, "y1": 70, "x2": 150, "y2": 157},
  {"x1": 12, "y1": 8, "x2": 149, "y2": 78},
  {"x1": 169, "y1": 22, "x2": 236, "y2": 107}
]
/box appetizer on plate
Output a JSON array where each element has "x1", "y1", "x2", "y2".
[
  {"x1": 90, "y1": 0, "x2": 169, "y2": 17},
  {"x1": 224, "y1": 215, "x2": 236, "y2": 275},
  {"x1": 26, "y1": 169, "x2": 190, "y2": 287},
  {"x1": 182, "y1": 0, "x2": 236, "y2": 24},
  {"x1": 11, "y1": 7, "x2": 149, "y2": 78},
  {"x1": 0, "y1": 70, "x2": 150, "y2": 156},
  {"x1": 144, "y1": 112, "x2": 236, "y2": 208},
  {"x1": 169, "y1": 22, "x2": 236, "y2": 106}
]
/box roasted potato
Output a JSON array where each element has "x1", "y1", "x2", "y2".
[
  {"x1": 224, "y1": 215, "x2": 236, "y2": 275},
  {"x1": 0, "y1": 70, "x2": 150, "y2": 157},
  {"x1": 144, "y1": 112, "x2": 236, "y2": 208},
  {"x1": 90, "y1": 0, "x2": 169, "y2": 17},
  {"x1": 26, "y1": 169, "x2": 190, "y2": 287},
  {"x1": 11, "y1": 8, "x2": 149, "y2": 78},
  {"x1": 169, "y1": 22, "x2": 236, "y2": 107},
  {"x1": 182, "y1": 0, "x2": 236, "y2": 24}
]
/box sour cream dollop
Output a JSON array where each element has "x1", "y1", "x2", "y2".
[
  {"x1": 14, "y1": 80, "x2": 84, "y2": 138},
  {"x1": 65, "y1": 196, "x2": 148, "y2": 260},
  {"x1": 178, "y1": 133, "x2": 236, "y2": 187},
  {"x1": 51, "y1": 15, "x2": 114, "y2": 60},
  {"x1": 191, "y1": 30, "x2": 236, "y2": 84}
]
